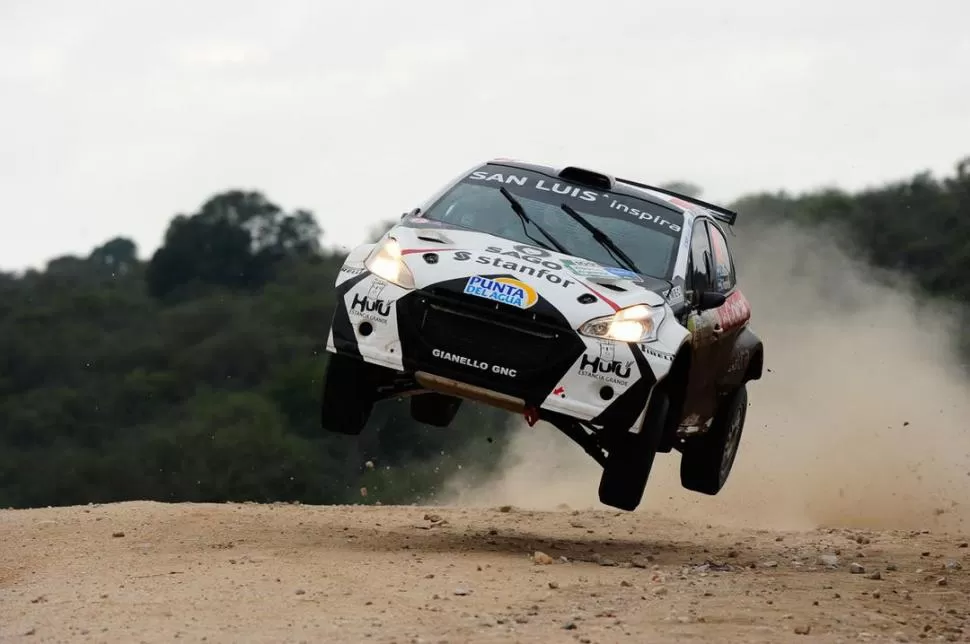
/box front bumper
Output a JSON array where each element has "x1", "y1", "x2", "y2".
[{"x1": 326, "y1": 269, "x2": 675, "y2": 425}]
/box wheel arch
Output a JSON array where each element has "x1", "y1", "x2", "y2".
[
  {"x1": 744, "y1": 343, "x2": 764, "y2": 382},
  {"x1": 719, "y1": 327, "x2": 764, "y2": 390},
  {"x1": 657, "y1": 340, "x2": 692, "y2": 452}
]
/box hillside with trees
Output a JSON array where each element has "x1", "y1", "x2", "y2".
[{"x1": 1, "y1": 158, "x2": 967, "y2": 509}]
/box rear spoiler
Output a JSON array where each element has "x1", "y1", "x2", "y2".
[{"x1": 616, "y1": 178, "x2": 738, "y2": 226}]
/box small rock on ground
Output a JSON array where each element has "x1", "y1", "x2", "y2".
[{"x1": 819, "y1": 554, "x2": 839, "y2": 567}]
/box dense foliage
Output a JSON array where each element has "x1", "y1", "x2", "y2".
[{"x1": 1, "y1": 158, "x2": 967, "y2": 508}]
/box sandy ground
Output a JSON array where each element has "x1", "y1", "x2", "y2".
[{"x1": 1, "y1": 501, "x2": 968, "y2": 643}]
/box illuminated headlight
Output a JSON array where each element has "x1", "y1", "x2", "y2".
[
  {"x1": 364, "y1": 237, "x2": 415, "y2": 289},
  {"x1": 579, "y1": 304, "x2": 663, "y2": 343}
]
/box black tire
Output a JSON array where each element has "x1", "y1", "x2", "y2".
[
  {"x1": 409, "y1": 392, "x2": 463, "y2": 428},
  {"x1": 679, "y1": 385, "x2": 748, "y2": 495},
  {"x1": 320, "y1": 352, "x2": 377, "y2": 435},
  {"x1": 597, "y1": 389, "x2": 670, "y2": 511}
]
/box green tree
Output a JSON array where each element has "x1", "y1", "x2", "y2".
[
  {"x1": 145, "y1": 191, "x2": 323, "y2": 299},
  {"x1": 90, "y1": 237, "x2": 138, "y2": 275}
]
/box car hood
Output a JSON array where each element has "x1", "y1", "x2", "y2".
[{"x1": 387, "y1": 219, "x2": 671, "y2": 324}]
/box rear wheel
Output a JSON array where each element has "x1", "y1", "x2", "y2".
[
  {"x1": 597, "y1": 389, "x2": 670, "y2": 511},
  {"x1": 410, "y1": 393, "x2": 463, "y2": 427},
  {"x1": 320, "y1": 352, "x2": 378, "y2": 435},
  {"x1": 679, "y1": 385, "x2": 748, "y2": 495}
]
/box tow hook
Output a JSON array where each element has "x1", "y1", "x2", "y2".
[{"x1": 524, "y1": 406, "x2": 540, "y2": 427}]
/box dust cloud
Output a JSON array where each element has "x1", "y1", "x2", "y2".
[{"x1": 442, "y1": 222, "x2": 970, "y2": 532}]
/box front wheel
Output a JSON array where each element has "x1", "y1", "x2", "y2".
[
  {"x1": 320, "y1": 352, "x2": 377, "y2": 435},
  {"x1": 597, "y1": 389, "x2": 670, "y2": 511},
  {"x1": 679, "y1": 385, "x2": 748, "y2": 495}
]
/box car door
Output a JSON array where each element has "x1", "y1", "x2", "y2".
[{"x1": 680, "y1": 218, "x2": 722, "y2": 427}]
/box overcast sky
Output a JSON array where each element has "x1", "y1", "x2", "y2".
[{"x1": 1, "y1": 0, "x2": 968, "y2": 271}]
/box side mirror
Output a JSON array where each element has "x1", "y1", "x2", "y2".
[
  {"x1": 401, "y1": 207, "x2": 421, "y2": 220},
  {"x1": 696, "y1": 291, "x2": 726, "y2": 311}
]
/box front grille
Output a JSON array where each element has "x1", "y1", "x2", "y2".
[{"x1": 401, "y1": 288, "x2": 574, "y2": 374}]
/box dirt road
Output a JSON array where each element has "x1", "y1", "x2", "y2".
[{"x1": 1, "y1": 501, "x2": 967, "y2": 643}]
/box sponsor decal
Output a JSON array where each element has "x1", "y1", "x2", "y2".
[
  {"x1": 453, "y1": 245, "x2": 575, "y2": 288},
  {"x1": 603, "y1": 199, "x2": 682, "y2": 232},
  {"x1": 639, "y1": 344, "x2": 675, "y2": 361},
  {"x1": 350, "y1": 293, "x2": 391, "y2": 323},
  {"x1": 431, "y1": 348, "x2": 517, "y2": 378},
  {"x1": 604, "y1": 267, "x2": 642, "y2": 281},
  {"x1": 463, "y1": 276, "x2": 538, "y2": 309},
  {"x1": 562, "y1": 258, "x2": 604, "y2": 278},
  {"x1": 468, "y1": 170, "x2": 604, "y2": 201},
  {"x1": 578, "y1": 353, "x2": 633, "y2": 385},
  {"x1": 597, "y1": 340, "x2": 616, "y2": 362},
  {"x1": 367, "y1": 279, "x2": 387, "y2": 298},
  {"x1": 466, "y1": 170, "x2": 683, "y2": 233},
  {"x1": 561, "y1": 258, "x2": 642, "y2": 283},
  {"x1": 552, "y1": 385, "x2": 566, "y2": 398},
  {"x1": 340, "y1": 264, "x2": 365, "y2": 276}
]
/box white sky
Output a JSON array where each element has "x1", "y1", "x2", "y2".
[{"x1": 1, "y1": 0, "x2": 968, "y2": 271}]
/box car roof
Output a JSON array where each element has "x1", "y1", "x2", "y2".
[{"x1": 483, "y1": 157, "x2": 737, "y2": 226}]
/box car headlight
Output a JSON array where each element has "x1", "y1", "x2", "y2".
[
  {"x1": 364, "y1": 237, "x2": 415, "y2": 289},
  {"x1": 579, "y1": 304, "x2": 663, "y2": 343}
]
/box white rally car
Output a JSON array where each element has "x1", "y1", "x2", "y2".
[{"x1": 321, "y1": 159, "x2": 764, "y2": 511}]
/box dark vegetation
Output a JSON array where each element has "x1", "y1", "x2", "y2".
[{"x1": 1, "y1": 158, "x2": 968, "y2": 508}]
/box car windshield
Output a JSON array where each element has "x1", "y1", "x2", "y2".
[{"x1": 422, "y1": 164, "x2": 684, "y2": 279}]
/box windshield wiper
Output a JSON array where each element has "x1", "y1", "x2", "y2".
[
  {"x1": 498, "y1": 187, "x2": 571, "y2": 255},
  {"x1": 559, "y1": 202, "x2": 641, "y2": 275}
]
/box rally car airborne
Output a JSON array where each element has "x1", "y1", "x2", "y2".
[{"x1": 320, "y1": 159, "x2": 764, "y2": 511}]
